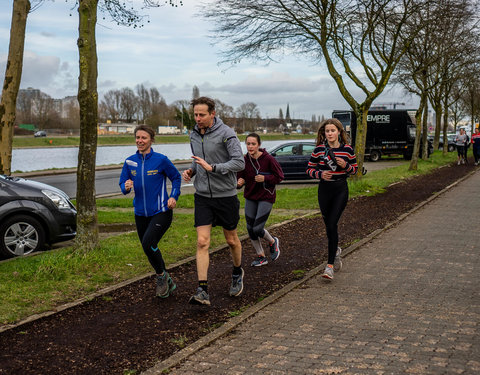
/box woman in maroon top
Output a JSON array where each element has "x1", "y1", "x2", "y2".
[{"x1": 237, "y1": 133, "x2": 284, "y2": 266}]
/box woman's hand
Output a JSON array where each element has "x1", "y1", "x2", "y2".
[
  {"x1": 167, "y1": 197, "x2": 177, "y2": 209},
  {"x1": 237, "y1": 178, "x2": 245, "y2": 188},
  {"x1": 322, "y1": 171, "x2": 333, "y2": 180},
  {"x1": 254, "y1": 174, "x2": 265, "y2": 183},
  {"x1": 124, "y1": 179, "x2": 133, "y2": 191},
  {"x1": 335, "y1": 157, "x2": 347, "y2": 168}
]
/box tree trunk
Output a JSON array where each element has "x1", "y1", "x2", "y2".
[
  {"x1": 433, "y1": 105, "x2": 442, "y2": 150},
  {"x1": 75, "y1": 0, "x2": 99, "y2": 253},
  {"x1": 442, "y1": 97, "x2": 449, "y2": 156},
  {"x1": 422, "y1": 101, "x2": 429, "y2": 160},
  {"x1": 409, "y1": 92, "x2": 427, "y2": 170},
  {"x1": 352, "y1": 105, "x2": 369, "y2": 179},
  {"x1": 0, "y1": 0, "x2": 30, "y2": 175}
]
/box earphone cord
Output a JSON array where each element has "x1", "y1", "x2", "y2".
[{"x1": 248, "y1": 153, "x2": 275, "y2": 195}]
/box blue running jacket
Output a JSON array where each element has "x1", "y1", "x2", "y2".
[{"x1": 119, "y1": 148, "x2": 181, "y2": 216}]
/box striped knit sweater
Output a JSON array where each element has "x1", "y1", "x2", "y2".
[
  {"x1": 306, "y1": 143, "x2": 358, "y2": 181},
  {"x1": 472, "y1": 132, "x2": 480, "y2": 146}
]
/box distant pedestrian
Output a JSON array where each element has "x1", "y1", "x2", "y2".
[
  {"x1": 119, "y1": 125, "x2": 181, "y2": 298},
  {"x1": 472, "y1": 126, "x2": 480, "y2": 166},
  {"x1": 182, "y1": 96, "x2": 245, "y2": 305},
  {"x1": 237, "y1": 133, "x2": 284, "y2": 267},
  {"x1": 306, "y1": 118, "x2": 358, "y2": 280},
  {"x1": 455, "y1": 128, "x2": 468, "y2": 165}
]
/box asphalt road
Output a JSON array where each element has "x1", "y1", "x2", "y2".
[{"x1": 18, "y1": 159, "x2": 406, "y2": 199}]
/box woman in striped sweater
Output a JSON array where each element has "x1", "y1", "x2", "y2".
[{"x1": 306, "y1": 118, "x2": 358, "y2": 280}]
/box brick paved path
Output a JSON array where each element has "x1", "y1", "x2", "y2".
[{"x1": 149, "y1": 171, "x2": 480, "y2": 374}]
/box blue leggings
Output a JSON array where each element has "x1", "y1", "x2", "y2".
[
  {"x1": 317, "y1": 179, "x2": 349, "y2": 264},
  {"x1": 244, "y1": 199, "x2": 273, "y2": 240},
  {"x1": 135, "y1": 210, "x2": 173, "y2": 274}
]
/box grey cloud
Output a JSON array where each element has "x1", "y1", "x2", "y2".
[
  {"x1": 20, "y1": 52, "x2": 60, "y2": 87},
  {"x1": 40, "y1": 31, "x2": 56, "y2": 38},
  {"x1": 216, "y1": 75, "x2": 331, "y2": 95}
]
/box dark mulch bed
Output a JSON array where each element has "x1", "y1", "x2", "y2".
[{"x1": 0, "y1": 161, "x2": 475, "y2": 375}]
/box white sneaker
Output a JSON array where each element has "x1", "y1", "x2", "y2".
[
  {"x1": 322, "y1": 265, "x2": 334, "y2": 280},
  {"x1": 334, "y1": 247, "x2": 342, "y2": 272}
]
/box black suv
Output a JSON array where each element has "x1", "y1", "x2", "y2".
[{"x1": 0, "y1": 175, "x2": 77, "y2": 258}]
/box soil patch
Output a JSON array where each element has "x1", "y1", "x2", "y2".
[{"x1": 0, "y1": 161, "x2": 476, "y2": 375}]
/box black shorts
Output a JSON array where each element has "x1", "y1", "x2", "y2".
[{"x1": 194, "y1": 194, "x2": 240, "y2": 230}]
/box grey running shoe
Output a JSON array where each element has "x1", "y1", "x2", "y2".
[
  {"x1": 229, "y1": 268, "x2": 244, "y2": 297},
  {"x1": 333, "y1": 247, "x2": 342, "y2": 272},
  {"x1": 251, "y1": 256, "x2": 268, "y2": 267},
  {"x1": 156, "y1": 272, "x2": 170, "y2": 298},
  {"x1": 322, "y1": 265, "x2": 334, "y2": 280},
  {"x1": 269, "y1": 237, "x2": 280, "y2": 261},
  {"x1": 189, "y1": 287, "x2": 210, "y2": 305}
]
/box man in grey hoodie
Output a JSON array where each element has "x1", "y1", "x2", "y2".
[{"x1": 182, "y1": 97, "x2": 245, "y2": 305}]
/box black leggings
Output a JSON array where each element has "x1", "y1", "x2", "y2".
[
  {"x1": 474, "y1": 146, "x2": 480, "y2": 163},
  {"x1": 135, "y1": 210, "x2": 173, "y2": 274},
  {"x1": 318, "y1": 179, "x2": 349, "y2": 264}
]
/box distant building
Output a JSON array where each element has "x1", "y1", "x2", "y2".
[
  {"x1": 98, "y1": 123, "x2": 135, "y2": 135},
  {"x1": 157, "y1": 125, "x2": 180, "y2": 135}
]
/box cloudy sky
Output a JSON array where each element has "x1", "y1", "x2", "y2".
[{"x1": 0, "y1": 0, "x2": 418, "y2": 120}]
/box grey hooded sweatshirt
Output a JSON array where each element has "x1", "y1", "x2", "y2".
[{"x1": 189, "y1": 117, "x2": 245, "y2": 198}]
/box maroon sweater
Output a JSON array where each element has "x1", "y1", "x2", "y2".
[{"x1": 237, "y1": 149, "x2": 284, "y2": 203}]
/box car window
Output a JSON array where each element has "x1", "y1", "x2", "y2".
[
  {"x1": 302, "y1": 144, "x2": 316, "y2": 156},
  {"x1": 275, "y1": 145, "x2": 297, "y2": 156}
]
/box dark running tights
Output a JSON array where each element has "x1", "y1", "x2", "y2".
[
  {"x1": 317, "y1": 179, "x2": 349, "y2": 265},
  {"x1": 135, "y1": 210, "x2": 173, "y2": 274}
]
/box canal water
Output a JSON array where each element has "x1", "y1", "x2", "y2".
[{"x1": 12, "y1": 140, "x2": 307, "y2": 172}]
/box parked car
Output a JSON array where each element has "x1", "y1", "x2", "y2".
[
  {"x1": 34, "y1": 130, "x2": 47, "y2": 137},
  {"x1": 427, "y1": 134, "x2": 456, "y2": 152},
  {"x1": 0, "y1": 175, "x2": 77, "y2": 258},
  {"x1": 268, "y1": 141, "x2": 316, "y2": 180}
]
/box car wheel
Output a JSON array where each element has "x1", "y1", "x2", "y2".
[
  {"x1": 369, "y1": 150, "x2": 381, "y2": 162},
  {"x1": 0, "y1": 215, "x2": 45, "y2": 258},
  {"x1": 448, "y1": 145, "x2": 455, "y2": 152}
]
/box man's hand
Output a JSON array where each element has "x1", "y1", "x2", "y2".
[
  {"x1": 182, "y1": 168, "x2": 193, "y2": 182},
  {"x1": 192, "y1": 156, "x2": 213, "y2": 172},
  {"x1": 237, "y1": 177, "x2": 245, "y2": 188}
]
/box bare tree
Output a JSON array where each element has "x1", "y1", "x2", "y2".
[
  {"x1": 202, "y1": 0, "x2": 427, "y2": 176},
  {"x1": 136, "y1": 84, "x2": 151, "y2": 123},
  {"x1": 0, "y1": 0, "x2": 32, "y2": 175},
  {"x1": 100, "y1": 89, "x2": 121, "y2": 122},
  {"x1": 119, "y1": 87, "x2": 138, "y2": 123},
  {"x1": 214, "y1": 98, "x2": 234, "y2": 120},
  {"x1": 236, "y1": 102, "x2": 260, "y2": 133}
]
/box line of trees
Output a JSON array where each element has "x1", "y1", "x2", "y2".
[{"x1": 203, "y1": 0, "x2": 480, "y2": 174}]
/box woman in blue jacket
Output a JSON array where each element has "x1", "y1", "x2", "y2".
[{"x1": 119, "y1": 125, "x2": 181, "y2": 298}]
